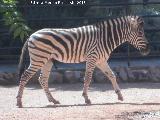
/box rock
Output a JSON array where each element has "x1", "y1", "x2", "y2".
[
  {"x1": 12, "y1": 73, "x2": 18, "y2": 83},
  {"x1": 130, "y1": 67, "x2": 150, "y2": 82},
  {"x1": 148, "y1": 66, "x2": 160, "y2": 82},
  {"x1": 94, "y1": 69, "x2": 109, "y2": 83},
  {"x1": 4, "y1": 73, "x2": 14, "y2": 81},
  {"x1": 156, "y1": 66, "x2": 160, "y2": 80},
  {"x1": 0, "y1": 77, "x2": 11, "y2": 85},
  {"x1": 0, "y1": 72, "x2": 17, "y2": 84},
  {"x1": 74, "y1": 71, "x2": 82, "y2": 82},
  {"x1": 0, "y1": 73, "x2": 6, "y2": 79},
  {"x1": 64, "y1": 71, "x2": 78, "y2": 83},
  {"x1": 118, "y1": 67, "x2": 128, "y2": 82},
  {"x1": 50, "y1": 71, "x2": 63, "y2": 84},
  {"x1": 79, "y1": 71, "x2": 85, "y2": 82},
  {"x1": 126, "y1": 67, "x2": 135, "y2": 82}
]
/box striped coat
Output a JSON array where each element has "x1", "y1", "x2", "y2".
[{"x1": 16, "y1": 16, "x2": 150, "y2": 107}]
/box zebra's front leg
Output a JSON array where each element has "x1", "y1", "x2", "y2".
[
  {"x1": 38, "y1": 60, "x2": 60, "y2": 104},
  {"x1": 82, "y1": 59, "x2": 96, "y2": 104},
  {"x1": 97, "y1": 62, "x2": 123, "y2": 101}
]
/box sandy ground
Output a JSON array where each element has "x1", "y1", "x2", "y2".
[{"x1": 0, "y1": 83, "x2": 160, "y2": 120}]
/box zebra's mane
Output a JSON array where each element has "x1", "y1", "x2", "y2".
[{"x1": 93, "y1": 15, "x2": 140, "y2": 27}]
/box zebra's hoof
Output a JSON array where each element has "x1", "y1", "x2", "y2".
[
  {"x1": 118, "y1": 93, "x2": 124, "y2": 101},
  {"x1": 16, "y1": 102, "x2": 23, "y2": 108},
  {"x1": 16, "y1": 98, "x2": 23, "y2": 108},
  {"x1": 85, "y1": 99, "x2": 91, "y2": 105},
  {"x1": 54, "y1": 100, "x2": 60, "y2": 104}
]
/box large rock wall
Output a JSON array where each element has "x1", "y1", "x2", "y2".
[{"x1": 1, "y1": 66, "x2": 160, "y2": 85}]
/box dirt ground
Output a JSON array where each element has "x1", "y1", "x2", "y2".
[{"x1": 0, "y1": 82, "x2": 160, "y2": 120}]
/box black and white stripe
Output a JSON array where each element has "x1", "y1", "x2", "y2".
[{"x1": 16, "y1": 15, "x2": 150, "y2": 107}]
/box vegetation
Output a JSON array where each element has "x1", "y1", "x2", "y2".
[
  {"x1": 0, "y1": 0, "x2": 31, "y2": 41},
  {"x1": 0, "y1": 0, "x2": 160, "y2": 48}
]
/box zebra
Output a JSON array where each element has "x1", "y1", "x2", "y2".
[{"x1": 16, "y1": 16, "x2": 150, "y2": 108}]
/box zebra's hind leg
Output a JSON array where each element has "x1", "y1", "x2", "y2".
[
  {"x1": 38, "y1": 60, "x2": 60, "y2": 104},
  {"x1": 97, "y1": 62, "x2": 123, "y2": 101},
  {"x1": 82, "y1": 59, "x2": 96, "y2": 104},
  {"x1": 16, "y1": 66, "x2": 40, "y2": 108}
]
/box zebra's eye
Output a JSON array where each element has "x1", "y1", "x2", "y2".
[
  {"x1": 139, "y1": 22, "x2": 143, "y2": 27},
  {"x1": 138, "y1": 22, "x2": 144, "y2": 29},
  {"x1": 138, "y1": 25, "x2": 143, "y2": 33},
  {"x1": 138, "y1": 29, "x2": 144, "y2": 36}
]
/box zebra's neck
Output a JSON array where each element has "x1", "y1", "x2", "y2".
[{"x1": 97, "y1": 16, "x2": 129, "y2": 56}]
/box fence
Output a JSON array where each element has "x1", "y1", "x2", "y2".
[{"x1": 0, "y1": 1, "x2": 160, "y2": 65}]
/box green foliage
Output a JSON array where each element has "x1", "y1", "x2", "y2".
[{"x1": 0, "y1": 0, "x2": 31, "y2": 41}]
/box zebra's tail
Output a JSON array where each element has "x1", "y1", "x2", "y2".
[{"x1": 18, "y1": 39, "x2": 28, "y2": 81}]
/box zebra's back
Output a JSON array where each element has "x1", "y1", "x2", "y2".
[{"x1": 28, "y1": 26, "x2": 97, "y2": 64}]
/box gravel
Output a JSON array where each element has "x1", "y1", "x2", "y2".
[{"x1": 0, "y1": 83, "x2": 160, "y2": 120}]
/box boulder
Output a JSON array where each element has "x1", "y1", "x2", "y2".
[
  {"x1": 130, "y1": 67, "x2": 150, "y2": 82},
  {"x1": 126, "y1": 67, "x2": 135, "y2": 82},
  {"x1": 4, "y1": 73, "x2": 15, "y2": 83},
  {"x1": 79, "y1": 71, "x2": 85, "y2": 82},
  {"x1": 94, "y1": 69, "x2": 109, "y2": 83},
  {"x1": 0, "y1": 73, "x2": 7, "y2": 79},
  {"x1": 74, "y1": 71, "x2": 82, "y2": 82},
  {"x1": 148, "y1": 66, "x2": 160, "y2": 82},
  {"x1": 0, "y1": 72, "x2": 17, "y2": 84},
  {"x1": 50, "y1": 71, "x2": 63, "y2": 84},
  {"x1": 0, "y1": 77, "x2": 11, "y2": 85},
  {"x1": 12, "y1": 73, "x2": 18, "y2": 83},
  {"x1": 118, "y1": 66, "x2": 128, "y2": 82},
  {"x1": 64, "y1": 71, "x2": 78, "y2": 83},
  {"x1": 156, "y1": 66, "x2": 160, "y2": 80}
]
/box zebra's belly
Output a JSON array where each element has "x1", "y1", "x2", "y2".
[
  {"x1": 55, "y1": 58, "x2": 86, "y2": 63},
  {"x1": 51, "y1": 53, "x2": 86, "y2": 63}
]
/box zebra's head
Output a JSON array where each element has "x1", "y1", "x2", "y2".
[{"x1": 127, "y1": 16, "x2": 150, "y2": 56}]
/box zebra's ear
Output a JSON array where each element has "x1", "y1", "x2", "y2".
[
  {"x1": 130, "y1": 17, "x2": 138, "y2": 31},
  {"x1": 137, "y1": 17, "x2": 144, "y2": 27}
]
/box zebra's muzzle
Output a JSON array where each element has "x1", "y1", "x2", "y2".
[{"x1": 140, "y1": 43, "x2": 150, "y2": 56}]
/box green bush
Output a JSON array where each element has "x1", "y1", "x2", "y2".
[{"x1": 0, "y1": 0, "x2": 31, "y2": 41}]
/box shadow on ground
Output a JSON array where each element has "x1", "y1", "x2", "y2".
[{"x1": 23, "y1": 102, "x2": 160, "y2": 109}]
